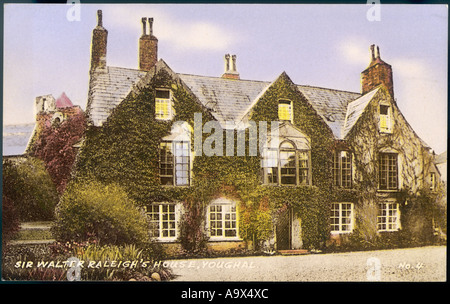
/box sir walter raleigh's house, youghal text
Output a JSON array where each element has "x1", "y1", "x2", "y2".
[{"x1": 41, "y1": 10, "x2": 445, "y2": 254}]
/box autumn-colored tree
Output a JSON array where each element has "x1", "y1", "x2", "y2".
[{"x1": 31, "y1": 112, "x2": 87, "y2": 193}]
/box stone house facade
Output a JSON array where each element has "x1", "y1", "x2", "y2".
[{"x1": 74, "y1": 11, "x2": 443, "y2": 253}]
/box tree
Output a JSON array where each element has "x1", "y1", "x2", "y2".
[
  {"x1": 2, "y1": 158, "x2": 59, "y2": 221},
  {"x1": 31, "y1": 112, "x2": 86, "y2": 193},
  {"x1": 2, "y1": 195, "x2": 20, "y2": 245}
]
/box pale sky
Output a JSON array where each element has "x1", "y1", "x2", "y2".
[{"x1": 2, "y1": 3, "x2": 448, "y2": 154}]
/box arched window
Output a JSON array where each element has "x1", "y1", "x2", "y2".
[{"x1": 262, "y1": 140, "x2": 310, "y2": 186}]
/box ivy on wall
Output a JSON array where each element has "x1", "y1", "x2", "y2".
[{"x1": 73, "y1": 70, "x2": 445, "y2": 252}]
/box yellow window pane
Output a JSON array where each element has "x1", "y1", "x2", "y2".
[
  {"x1": 156, "y1": 99, "x2": 171, "y2": 119},
  {"x1": 278, "y1": 104, "x2": 291, "y2": 121}
]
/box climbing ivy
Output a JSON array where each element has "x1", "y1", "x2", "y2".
[{"x1": 73, "y1": 70, "x2": 444, "y2": 253}]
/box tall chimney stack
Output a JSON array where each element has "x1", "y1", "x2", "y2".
[
  {"x1": 90, "y1": 10, "x2": 108, "y2": 72},
  {"x1": 360, "y1": 44, "x2": 394, "y2": 98},
  {"x1": 139, "y1": 17, "x2": 158, "y2": 71}
]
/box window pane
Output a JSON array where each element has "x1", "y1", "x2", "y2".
[
  {"x1": 379, "y1": 153, "x2": 398, "y2": 190},
  {"x1": 330, "y1": 203, "x2": 353, "y2": 233},
  {"x1": 280, "y1": 149, "x2": 296, "y2": 185},
  {"x1": 155, "y1": 99, "x2": 171, "y2": 120},
  {"x1": 174, "y1": 141, "x2": 190, "y2": 186},
  {"x1": 278, "y1": 102, "x2": 292, "y2": 121},
  {"x1": 160, "y1": 142, "x2": 174, "y2": 185},
  {"x1": 156, "y1": 89, "x2": 170, "y2": 99},
  {"x1": 210, "y1": 202, "x2": 238, "y2": 238}
]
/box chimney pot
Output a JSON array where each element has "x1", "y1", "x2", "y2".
[
  {"x1": 97, "y1": 10, "x2": 103, "y2": 27},
  {"x1": 149, "y1": 17, "x2": 154, "y2": 36},
  {"x1": 222, "y1": 54, "x2": 240, "y2": 79},
  {"x1": 370, "y1": 44, "x2": 375, "y2": 61},
  {"x1": 141, "y1": 17, "x2": 147, "y2": 35}
]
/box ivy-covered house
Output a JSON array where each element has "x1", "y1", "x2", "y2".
[{"x1": 74, "y1": 11, "x2": 445, "y2": 253}]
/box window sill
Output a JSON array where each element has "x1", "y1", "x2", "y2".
[
  {"x1": 153, "y1": 237, "x2": 178, "y2": 243},
  {"x1": 377, "y1": 190, "x2": 400, "y2": 193},
  {"x1": 330, "y1": 231, "x2": 353, "y2": 235},
  {"x1": 377, "y1": 229, "x2": 400, "y2": 233},
  {"x1": 261, "y1": 184, "x2": 311, "y2": 187},
  {"x1": 160, "y1": 185, "x2": 191, "y2": 188},
  {"x1": 208, "y1": 237, "x2": 242, "y2": 242}
]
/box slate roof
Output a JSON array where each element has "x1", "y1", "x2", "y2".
[
  {"x1": 178, "y1": 74, "x2": 269, "y2": 128},
  {"x1": 87, "y1": 66, "x2": 147, "y2": 126},
  {"x1": 341, "y1": 87, "x2": 380, "y2": 139},
  {"x1": 296, "y1": 85, "x2": 361, "y2": 139},
  {"x1": 436, "y1": 151, "x2": 447, "y2": 164},
  {"x1": 86, "y1": 63, "x2": 372, "y2": 139}
]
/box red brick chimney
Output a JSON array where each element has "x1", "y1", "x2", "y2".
[
  {"x1": 222, "y1": 54, "x2": 240, "y2": 79},
  {"x1": 139, "y1": 17, "x2": 158, "y2": 71},
  {"x1": 361, "y1": 45, "x2": 394, "y2": 97},
  {"x1": 90, "y1": 10, "x2": 108, "y2": 72}
]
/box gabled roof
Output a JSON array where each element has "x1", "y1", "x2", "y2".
[
  {"x1": 87, "y1": 66, "x2": 146, "y2": 126},
  {"x1": 84, "y1": 60, "x2": 386, "y2": 141},
  {"x1": 341, "y1": 87, "x2": 380, "y2": 139},
  {"x1": 178, "y1": 73, "x2": 269, "y2": 128},
  {"x1": 296, "y1": 85, "x2": 361, "y2": 139}
]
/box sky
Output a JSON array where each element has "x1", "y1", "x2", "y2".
[{"x1": 2, "y1": 3, "x2": 448, "y2": 154}]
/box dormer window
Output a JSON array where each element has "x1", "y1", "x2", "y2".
[
  {"x1": 278, "y1": 100, "x2": 293, "y2": 122},
  {"x1": 379, "y1": 104, "x2": 392, "y2": 133},
  {"x1": 155, "y1": 89, "x2": 173, "y2": 120}
]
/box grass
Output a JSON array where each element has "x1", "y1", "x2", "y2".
[
  {"x1": 11, "y1": 221, "x2": 54, "y2": 242},
  {"x1": 13, "y1": 229, "x2": 54, "y2": 241}
]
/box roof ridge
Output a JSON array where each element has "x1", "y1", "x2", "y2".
[
  {"x1": 107, "y1": 65, "x2": 146, "y2": 73},
  {"x1": 297, "y1": 84, "x2": 361, "y2": 95},
  {"x1": 177, "y1": 72, "x2": 271, "y2": 84}
]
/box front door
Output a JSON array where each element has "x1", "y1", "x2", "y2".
[{"x1": 276, "y1": 208, "x2": 292, "y2": 250}]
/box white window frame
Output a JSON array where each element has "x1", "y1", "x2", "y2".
[
  {"x1": 330, "y1": 202, "x2": 354, "y2": 234},
  {"x1": 262, "y1": 141, "x2": 311, "y2": 186},
  {"x1": 146, "y1": 203, "x2": 179, "y2": 242},
  {"x1": 378, "y1": 152, "x2": 399, "y2": 191},
  {"x1": 379, "y1": 104, "x2": 392, "y2": 133},
  {"x1": 207, "y1": 199, "x2": 240, "y2": 241},
  {"x1": 332, "y1": 151, "x2": 353, "y2": 188},
  {"x1": 278, "y1": 99, "x2": 293, "y2": 122},
  {"x1": 155, "y1": 89, "x2": 174, "y2": 121},
  {"x1": 377, "y1": 201, "x2": 400, "y2": 232},
  {"x1": 159, "y1": 140, "x2": 191, "y2": 186}
]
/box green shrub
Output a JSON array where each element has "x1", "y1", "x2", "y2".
[
  {"x1": 2, "y1": 158, "x2": 59, "y2": 221},
  {"x1": 2, "y1": 195, "x2": 20, "y2": 245},
  {"x1": 52, "y1": 180, "x2": 150, "y2": 246}
]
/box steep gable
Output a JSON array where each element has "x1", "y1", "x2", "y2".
[
  {"x1": 297, "y1": 86, "x2": 361, "y2": 139},
  {"x1": 341, "y1": 87, "x2": 380, "y2": 139},
  {"x1": 86, "y1": 67, "x2": 147, "y2": 126}
]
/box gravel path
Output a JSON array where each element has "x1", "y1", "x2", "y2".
[{"x1": 169, "y1": 246, "x2": 446, "y2": 282}]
